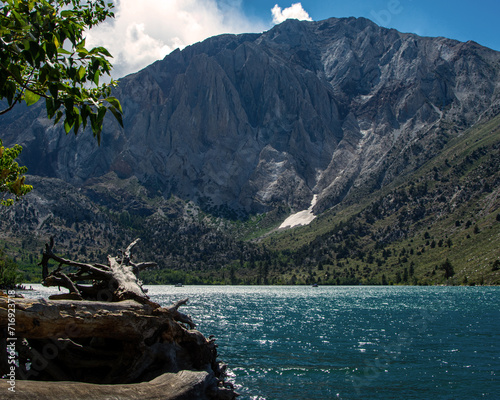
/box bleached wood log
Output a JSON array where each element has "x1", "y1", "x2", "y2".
[
  {"x1": 0, "y1": 370, "x2": 236, "y2": 400},
  {"x1": 40, "y1": 237, "x2": 157, "y2": 305}
]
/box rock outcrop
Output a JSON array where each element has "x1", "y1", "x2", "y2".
[{"x1": 2, "y1": 17, "x2": 500, "y2": 216}]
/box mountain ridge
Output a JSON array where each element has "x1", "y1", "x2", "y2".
[
  {"x1": 0, "y1": 16, "x2": 499, "y2": 285},
  {"x1": 2, "y1": 16, "x2": 500, "y2": 216},
  {"x1": 0, "y1": 112, "x2": 499, "y2": 285}
]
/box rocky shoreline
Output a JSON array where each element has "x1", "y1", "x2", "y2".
[
  {"x1": 0, "y1": 239, "x2": 238, "y2": 399},
  {"x1": 0, "y1": 294, "x2": 237, "y2": 399}
]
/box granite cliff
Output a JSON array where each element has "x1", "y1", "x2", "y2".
[{"x1": 2, "y1": 16, "x2": 500, "y2": 217}]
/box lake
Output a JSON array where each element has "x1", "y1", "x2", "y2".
[{"x1": 22, "y1": 285, "x2": 499, "y2": 399}]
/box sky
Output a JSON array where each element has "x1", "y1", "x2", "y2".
[{"x1": 86, "y1": 0, "x2": 500, "y2": 79}]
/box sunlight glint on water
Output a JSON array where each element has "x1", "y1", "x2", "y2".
[
  {"x1": 144, "y1": 285, "x2": 499, "y2": 400},
  {"x1": 21, "y1": 285, "x2": 499, "y2": 399}
]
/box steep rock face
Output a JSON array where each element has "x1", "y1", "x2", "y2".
[{"x1": 2, "y1": 17, "x2": 500, "y2": 215}]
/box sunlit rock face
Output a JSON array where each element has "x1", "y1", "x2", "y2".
[{"x1": 3, "y1": 17, "x2": 500, "y2": 216}]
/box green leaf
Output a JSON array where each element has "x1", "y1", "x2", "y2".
[
  {"x1": 77, "y1": 65, "x2": 86, "y2": 81},
  {"x1": 3, "y1": 81, "x2": 17, "y2": 105},
  {"x1": 109, "y1": 106, "x2": 123, "y2": 127},
  {"x1": 61, "y1": 10, "x2": 75, "y2": 18},
  {"x1": 24, "y1": 90, "x2": 40, "y2": 106},
  {"x1": 28, "y1": 44, "x2": 41, "y2": 66},
  {"x1": 77, "y1": 45, "x2": 89, "y2": 56},
  {"x1": 76, "y1": 38, "x2": 86, "y2": 50},
  {"x1": 45, "y1": 42, "x2": 57, "y2": 60},
  {"x1": 105, "y1": 96, "x2": 122, "y2": 113},
  {"x1": 64, "y1": 119, "x2": 73, "y2": 134},
  {"x1": 8, "y1": 64, "x2": 23, "y2": 83},
  {"x1": 57, "y1": 48, "x2": 72, "y2": 55},
  {"x1": 54, "y1": 110, "x2": 64, "y2": 124},
  {"x1": 11, "y1": 10, "x2": 24, "y2": 25},
  {"x1": 89, "y1": 113, "x2": 97, "y2": 132},
  {"x1": 64, "y1": 108, "x2": 76, "y2": 134},
  {"x1": 95, "y1": 46, "x2": 112, "y2": 58},
  {"x1": 48, "y1": 84, "x2": 59, "y2": 100},
  {"x1": 72, "y1": 107, "x2": 82, "y2": 135},
  {"x1": 53, "y1": 34, "x2": 60, "y2": 49},
  {"x1": 46, "y1": 97, "x2": 55, "y2": 118},
  {"x1": 97, "y1": 106, "x2": 107, "y2": 123},
  {"x1": 93, "y1": 70, "x2": 100, "y2": 86}
]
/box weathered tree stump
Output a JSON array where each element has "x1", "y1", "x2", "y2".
[
  {"x1": 40, "y1": 237, "x2": 158, "y2": 305},
  {"x1": 0, "y1": 239, "x2": 237, "y2": 399}
]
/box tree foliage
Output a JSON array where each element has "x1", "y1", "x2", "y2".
[
  {"x1": 0, "y1": 0, "x2": 123, "y2": 205},
  {"x1": 0, "y1": 248, "x2": 19, "y2": 287},
  {"x1": 0, "y1": 0, "x2": 123, "y2": 140},
  {"x1": 0, "y1": 139, "x2": 32, "y2": 206}
]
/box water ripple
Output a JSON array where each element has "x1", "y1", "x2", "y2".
[{"x1": 149, "y1": 285, "x2": 499, "y2": 400}]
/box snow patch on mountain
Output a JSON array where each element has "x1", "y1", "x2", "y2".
[{"x1": 279, "y1": 194, "x2": 318, "y2": 229}]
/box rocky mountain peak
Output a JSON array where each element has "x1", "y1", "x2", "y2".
[{"x1": 2, "y1": 17, "x2": 500, "y2": 217}]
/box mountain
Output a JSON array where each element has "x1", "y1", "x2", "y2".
[
  {"x1": 0, "y1": 17, "x2": 499, "y2": 285},
  {"x1": 2, "y1": 16, "x2": 500, "y2": 216},
  {"x1": 2, "y1": 113, "x2": 499, "y2": 286},
  {"x1": 261, "y1": 113, "x2": 500, "y2": 286}
]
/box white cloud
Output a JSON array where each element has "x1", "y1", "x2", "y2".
[
  {"x1": 271, "y1": 3, "x2": 313, "y2": 25},
  {"x1": 85, "y1": 0, "x2": 266, "y2": 79}
]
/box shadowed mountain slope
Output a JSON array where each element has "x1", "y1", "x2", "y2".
[{"x1": 2, "y1": 17, "x2": 500, "y2": 217}]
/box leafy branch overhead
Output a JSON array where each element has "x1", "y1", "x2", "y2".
[
  {"x1": 0, "y1": 0, "x2": 123, "y2": 143},
  {"x1": 0, "y1": 139, "x2": 32, "y2": 206}
]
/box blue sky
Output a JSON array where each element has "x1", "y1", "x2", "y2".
[{"x1": 88, "y1": 1, "x2": 500, "y2": 78}]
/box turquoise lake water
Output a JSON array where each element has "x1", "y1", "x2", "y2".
[
  {"x1": 146, "y1": 285, "x2": 499, "y2": 400},
  {"x1": 24, "y1": 285, "x2": 499, "y2": 399}
]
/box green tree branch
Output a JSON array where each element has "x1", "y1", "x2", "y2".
[{"x1": 0, "y1": 0, "x2": 123, "y2": 205}]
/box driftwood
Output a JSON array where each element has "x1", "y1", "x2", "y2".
[
  {"x1": 4, "y1": 298, "x2": 167, "y2": 340},
  {"x1": 40, "y1": 237, "x2": 158, "y2": 305},
  {"x1": 0, "y1": 239, "x2": 237, "y2": 399},
  {"x1": 0, "y1": 370, "x2": 228, "y2": 400}
]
